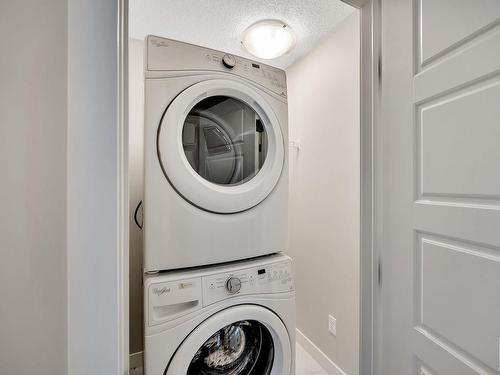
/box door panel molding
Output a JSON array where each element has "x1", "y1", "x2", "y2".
[
  {"x1": 413, "y1": 327, "x2": 495, "y2": 375},
  {"x1": 414, "y1": 0, "x2": 500, "y2": 71},
  {"x1": 414, "y1": 25, "x2": 500, "y2": 103},
  {"x1": 415, "y1": 75, "x2": 500, "y2": 204},
  {"x1": 414, "y1": 204, "x2": 500, "y2": 247},
  {"x1": 416, "y1": 361, "x2": 438, "y2": 375},
  {"x1": 415, "y1": 233, "x2": 500, "y2": 371}
]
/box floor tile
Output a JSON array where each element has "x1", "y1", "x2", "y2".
[{"x1": 295, "y1": 343, "x2": 329, "y2": 375}]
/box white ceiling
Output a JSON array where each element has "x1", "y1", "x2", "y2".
[{"x1": 129, "y1": 0, "x2": 355, "y2": 69}]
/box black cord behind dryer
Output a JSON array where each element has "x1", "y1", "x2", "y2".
[{"x1": 134, "y1": 200, "x2": 143, "y2": 229}]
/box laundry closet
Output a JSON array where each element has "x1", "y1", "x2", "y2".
[{"x1": 128, "y1": 1, "x2": 360, "y2": 374}]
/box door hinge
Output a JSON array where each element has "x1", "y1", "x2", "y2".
[
  {"x1": 377, "y1": 257, "x2": 382, "y2": 288},
  {"x1": 377, "y1": 53, "x2": 382, "y2": 83}
]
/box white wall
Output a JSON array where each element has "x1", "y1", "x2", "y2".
[
  {"x1": 287, "y1": 11, "x2": 360, "y2": 375},
  {"x1": 0, "y1": 1, "x2": 67, "y2": 374},
  {"x1": 129, "y1": 38, "x2": 145, "y2": 355},
  {"x1": 67, "y1": 0, "x2": 124, "y2": 374}
]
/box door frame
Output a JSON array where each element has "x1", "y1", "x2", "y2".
[
  {"x1": 119, "y1": 0, "x2": 129, "y2": 373},
  {"x1": 113, "y1": 0, "x2": 381, "y2": 374},
  {"x1": 353, "y1": 1, "x2": 382, "y2": 374},
  {"x1": 338, "y1": 1, "x2": 382, "y2": 373}
]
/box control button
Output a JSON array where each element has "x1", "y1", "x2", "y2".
[
  {"x1": 226, "y1": 277, "x2": 242, "y2": 294},
  {"x1": 222, "y1": 54, "x2": 236, "y2": 69}
]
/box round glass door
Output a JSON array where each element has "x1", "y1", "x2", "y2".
[
  {"x1": 157, "y1": 79, "x2": 284, "y2": 214},
  {"x1": 182, "y1": 96, "x2": 268, "y2": 186},
  {"x1": 165, "y1": 305, "x2": 291, "y2": 375},
  {"x1": 187, "y1": 320, "x2": 274, "y2": 375}
]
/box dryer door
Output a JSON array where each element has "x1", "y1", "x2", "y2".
[
  {"x1": 157, "y1": 79, "x2": 284, "y2": 213},
  {"x1": 165, "y1": 305, "x2": 292, "y2": 375}
]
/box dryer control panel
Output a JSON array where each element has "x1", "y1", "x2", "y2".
[
  {"x1": 146, "y1": 35, "x2": 287, "y2": 99},
  {"x1": 202, "y1": 259, "x2": 294, "y2": 306}
]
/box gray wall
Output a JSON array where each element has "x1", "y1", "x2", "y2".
[
  {"x1": 67, "y1": 0, "x2": 122, "y2": 373},
  {"x1": 0, "y1": 1, "x2": 68, "y2": 374},
  {"x1": 1, "y1": 1, "x2": 125, "y2": 373},
  {"x1": 287, "y1": 11, "x2": 360, "y2": 374}
]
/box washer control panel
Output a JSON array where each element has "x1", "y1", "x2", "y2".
[
  {"x1": 202, "y1": 259, "x2": 294, "y2": 306},
  {"x1": 145, "y1": 255, "x2": 293, "y2": 326},
  {"x1": 146, "y1": 35, "x2": 287, "y2": 99}
]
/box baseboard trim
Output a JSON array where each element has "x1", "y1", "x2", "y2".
[
  {"x1": 296, "y1": 329, "x2": 347, "y2": 375},
  {"x1": 129, "y1": 351, "x2": 143, "y2": 370}
]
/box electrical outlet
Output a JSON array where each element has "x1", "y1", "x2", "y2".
[{"x1": 328, "y1": 315, "x2": 337, "y2": 336}]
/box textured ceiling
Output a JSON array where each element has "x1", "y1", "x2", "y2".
[{"x1": 129, "y1": 0, "x2": 355, "y2": 69}]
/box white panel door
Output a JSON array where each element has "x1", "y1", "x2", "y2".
[{"x1": 380, "y1": 0, "x2": 500, "y2": 374}]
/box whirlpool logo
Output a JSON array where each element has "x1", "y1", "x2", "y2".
[
  {"x1": 152, "y1": 286, "x2": 171, "y2": 296},
  {"x1": 150, "y1": 38, "x2": 169, "y2": 48}
]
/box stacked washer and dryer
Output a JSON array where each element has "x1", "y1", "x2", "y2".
[{"x1": 142, "y1": 35, "x2": 295, "y2": 375}]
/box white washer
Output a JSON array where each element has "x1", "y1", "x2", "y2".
[
  {"x1": 143, "y1": 36, "x2": 289, "y2": 272},
  {"x1": 144, "y1": 253, "x2": 295, "y2": 375}
]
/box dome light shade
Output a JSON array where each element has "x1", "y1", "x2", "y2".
[{"x1": 242, "y1": 20, "x2": 296, "y2": 60}]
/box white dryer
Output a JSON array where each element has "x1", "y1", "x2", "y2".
[
  {"x1": 144, "y1": 253, "x2": 295, "y2": 375},
  {"x1": 143, "y1": 36, "x2": 289, "y2": 271}
]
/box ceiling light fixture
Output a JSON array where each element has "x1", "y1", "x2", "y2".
[{"x1": 241, "y1": 20, "x2": 296, "y2": 60}]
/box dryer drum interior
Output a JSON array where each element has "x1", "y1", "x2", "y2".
[{"x1": 182, "y1": 96, "x2": 269, "y2": 186}]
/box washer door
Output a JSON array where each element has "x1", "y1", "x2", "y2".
[
  {"x1": 165, "y1": 305, "x2": 291, "y2": 375},
  {"x1": 157, "y1": 79, "x2": 284, "y2": 213}
]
